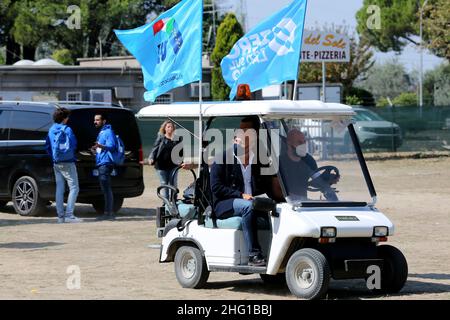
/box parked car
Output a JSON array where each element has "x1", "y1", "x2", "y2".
[
  {"x1": 353, "y1": 107, "x2": 403, "y2": 150},
  {"x1": 0, "y1": 101, "x2": 144, "y2": 216}
]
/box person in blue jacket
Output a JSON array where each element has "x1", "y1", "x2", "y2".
[
  {"x1": 92, "y1": 113, "x2": 117, "y2": 220},
  {"x1": 45, "y1": 108, "x2": 82, "y2": 223}
]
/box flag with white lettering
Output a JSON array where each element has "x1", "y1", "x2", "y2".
[
  {"x1": 114, "y1": 0, "x2": 203, "y2": 102},
  {"x1": 221, "y1": 0, "x2": 308, "y2": 100}
]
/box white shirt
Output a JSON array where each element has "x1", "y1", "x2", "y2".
[{"x1": 235, "y1": 152, "x2": 254, "y2": 195}]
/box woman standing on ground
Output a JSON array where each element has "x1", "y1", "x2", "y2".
[{"x1": 148, "y1": 120, "x2": 184, "y2": 200}]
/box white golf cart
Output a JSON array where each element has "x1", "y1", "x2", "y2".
[{"x1": 137, "y1": 100, "x2": 408, "y2": 300}]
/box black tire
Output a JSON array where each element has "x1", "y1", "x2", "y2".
[
  {"x1": 260, "y1": 273, "x2": 286, "y2": 286},
  {"x1": 377, "y1": 245, "x2": 408, "y2": 293},
  {"x1": 174, "y1": 245, "x2": 209, "y2": 289},
  {"x1": 91, "y1": 197, "x2": 124, "y2": 214},
  {"x1": 286, "y1": 248, "x2": 330, "y2": 300},
  {"x1": 12, "y1": 176, "x2": 46, "y2": 216}
]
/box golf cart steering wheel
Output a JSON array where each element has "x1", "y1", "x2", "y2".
[{"x1": 307, "y1": 165, "x2": 340, "y2": 193}]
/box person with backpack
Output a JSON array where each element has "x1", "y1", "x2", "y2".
[
  {"x1": 45, "y1": 108, "x2": 82, "y2": 223},
  {"x1": 92, "y1": 112, "x2": 122, "y2": 221}
]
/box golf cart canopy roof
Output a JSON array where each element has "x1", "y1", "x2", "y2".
[{"x1": 136, "y1": 100, "x2": 355, "y2": 119}]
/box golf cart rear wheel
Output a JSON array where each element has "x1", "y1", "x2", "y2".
[
  {"x1": 377, "y1": 245, "x2": 408, "y2": 293},
  {"x1": 12, "y1": 176, "x2": 46, "y2": 216},
  {"x1": 174, "y1": 245, "x2": 209, "y2": 289},
  {"x1": 286, "y1": 248, "x2": 330, "y2": 300}
]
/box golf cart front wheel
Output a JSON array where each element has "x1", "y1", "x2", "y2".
[
  {"x1": 174, "y1": 245, "x2": 209, "y2": 289},
  {"x1": 377, "y1": 245, "x2": 408, "y2": 293},
  {"x1": 286, "y1": 248, "x2": 330, "y2": 300}
]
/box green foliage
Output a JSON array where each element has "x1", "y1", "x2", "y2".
[
  {"x1": 0, "y1": 0, "x2": 170, "y2": 63},
  {"x1": 423, "y1": 0, "x2": 450, "y2": 61},
  {"x1": 392, "y1": 92, "x2": 418, "y2": 106},
  {"x1": 211, "y1": 13, "x2": 243, "y2": 100},
  {"x1": 424, "y1": 63, "x2": 450, "y2": 106},
  {"x1": 356, "y1": 0, "x2": 449, "y2": 61},
  {"x1": 52, "y1": 48, "x2": 74, "y2": 65},
  {"x1": 0, "y1": 51, "x2": 4, "y2": 65},
  {"x1": 355, "y1": 58, "x2": 412, "y2": 102},
  {"x1": 344, "y1": 86, "x2": 375, "y2": 106},
  {"x1": 345, "y1": 95, "x2": 363, "y2": 106},
  {"x1": 376, "y1": 97, "x2": 391, "y2": 107},
  {"x1": 356, "y1": 0, "x2": 418, "y2": 52}
]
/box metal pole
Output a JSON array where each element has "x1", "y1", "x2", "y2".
[
  {"x1": 322, "y1": 61, "x2": 326, "y2": 102},
  {"x1": 212, "y1": 1, "x2": 216, "y2": 41},
  {"x1": 197, "y1": 80, "x2": 203, "y2": 177},
  {"x1": 419, "y1": 5, "x2": 423, "y2": 114},
  {"x1": 419, "y1": 0, "x2": 428, "y2": 117},
  {"x1": 99, "y1": 37, "x2": 103, "y2": 67},
  {"x1": 293, "y1": 79, "x2": 298, "y2": 100}
]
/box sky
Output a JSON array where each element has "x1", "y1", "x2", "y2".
[{"x1": 220, "y1": 0, "x2": 445, "y2": 72}]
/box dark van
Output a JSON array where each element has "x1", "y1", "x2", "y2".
[{"x1": 0, "y1": 101, "x2": 144, "y2": 216}]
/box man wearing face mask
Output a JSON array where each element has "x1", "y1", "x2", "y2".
[
  {"x1": 280, "y1": 129, "x2": 340, "y2": 201},
  {"x1": 280, "y1": 129, "x2": 318, "y2": 200}
]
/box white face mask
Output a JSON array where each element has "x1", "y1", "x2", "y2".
[{"x1": 295, "y1": 143, "x2": 308, "y2": 157}]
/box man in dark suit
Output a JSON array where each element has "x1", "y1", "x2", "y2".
[{"x1": 210, "y1": 117, "x2": 267, "y2": 266}]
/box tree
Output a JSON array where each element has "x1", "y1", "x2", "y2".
[
  {"x1": 1, "y1": 0, "x2": 170, "y2": 64},
  {"x1": 423, "y1": 0, "x2": 450, "y2": 61},
  {"x1": 211, "y1": 13, "x2": 243, "y2": 100},
  {"x1": 345, "y1": 95, "x2": 363, "y2": 106},
  {"x1": 298, "y1": 33, "x2": 375, "y2": 95},
  {"x1": 356, "y1": 0, "x2": 449, "y2": 61},
  {"x1": 344, "y1": 87, "x2": 375, "y2": 106},
  {"x1": 392, "y1": 92, "x2": 418, "y2": 106},
  {"x1": 355, "y1": 58, "x2": 413, "y2": 103},
  {"x1": 0, "y1": 0, "x2": 22, "y2": 64},
  {"x1": 52, "y1": 48, "x2": 74, "y2": 65},
  {"x1": 424, "y1": 63, "x2": 450, "y2": 106}
]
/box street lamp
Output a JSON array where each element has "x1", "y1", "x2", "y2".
[{"x1": 419, "y1": 0, "x2": 429, "y2": 115}]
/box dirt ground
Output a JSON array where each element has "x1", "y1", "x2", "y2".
[{"x1": 0, "y1": 157, "x2": 449, "y2": 300}]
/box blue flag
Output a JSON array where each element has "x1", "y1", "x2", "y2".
[
  {"x1": 221, "y1": 0, "x2": 308, "y2": 100},
  {"x1": 114, "y1": 0, "x2": 203, "y2": 102}
]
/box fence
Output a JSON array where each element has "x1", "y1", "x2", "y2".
[
  {"x1": 367, "y1": 106, "x2": 450, "y2": 152},
  {"x1": 136, "y1": 105, "x2": 450, "y2": 157}
]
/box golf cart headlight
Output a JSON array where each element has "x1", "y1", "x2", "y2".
[
  {"x1": 321, "y1": 227, "x2": 336, "y2": 238},
  {"x1": 373, "y1": 226, "x2": 388, "y2": 237}
]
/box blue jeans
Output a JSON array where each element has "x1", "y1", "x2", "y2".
[
  {"x1": 98, "y1": 164, "x2": 114, "y2": 214},
  {"x1": 53, "y1": 162, "x2": 79, "y2": 218},
  {"x1": 232, "y1": 199, "x2": 261, "y2": 257},
  {"x1": 156, "y1": 168, "x2": 178, "y2": 200}
]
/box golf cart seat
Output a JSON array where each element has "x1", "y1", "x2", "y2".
[
  {"x1": 204, "y1": 215, "x2": 270, "y2": 230},
  {"x1": 178, "y1": 202, "x2": 196, "y2": 219},
  {"x1": 204, "y1": 197, "x2": 276, "y2": 230}
]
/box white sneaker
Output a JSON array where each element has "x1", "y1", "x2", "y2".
[
  {"x1": 57, "y1": 217, "x2": 65, "y2": 224},
  {"x1": 65, "y1": 216, "x2": 82, "y2": 223}
]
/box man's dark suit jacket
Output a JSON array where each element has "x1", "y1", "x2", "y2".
[{"x1": 210, "y1": 146, "x2": 268, "y2": 218}]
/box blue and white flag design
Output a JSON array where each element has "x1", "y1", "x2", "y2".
[
  {"x1": 115, "y1": 0, "x2": 203, "y2": 102},
  {"x1": 221, "y1": 0, "x2": 308, "y2": 100}
]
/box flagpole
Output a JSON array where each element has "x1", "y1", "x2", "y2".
[
  {"x1": 293, "y1": 78, "x2": 298, "y2": 100},
  {"x1": 198, "y1": 79, "x2": 203, "y2": 177}
]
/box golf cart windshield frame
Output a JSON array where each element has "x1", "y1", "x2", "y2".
[{"x1": 261, "y1": 117, "x2": 377, "y2": 208}]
